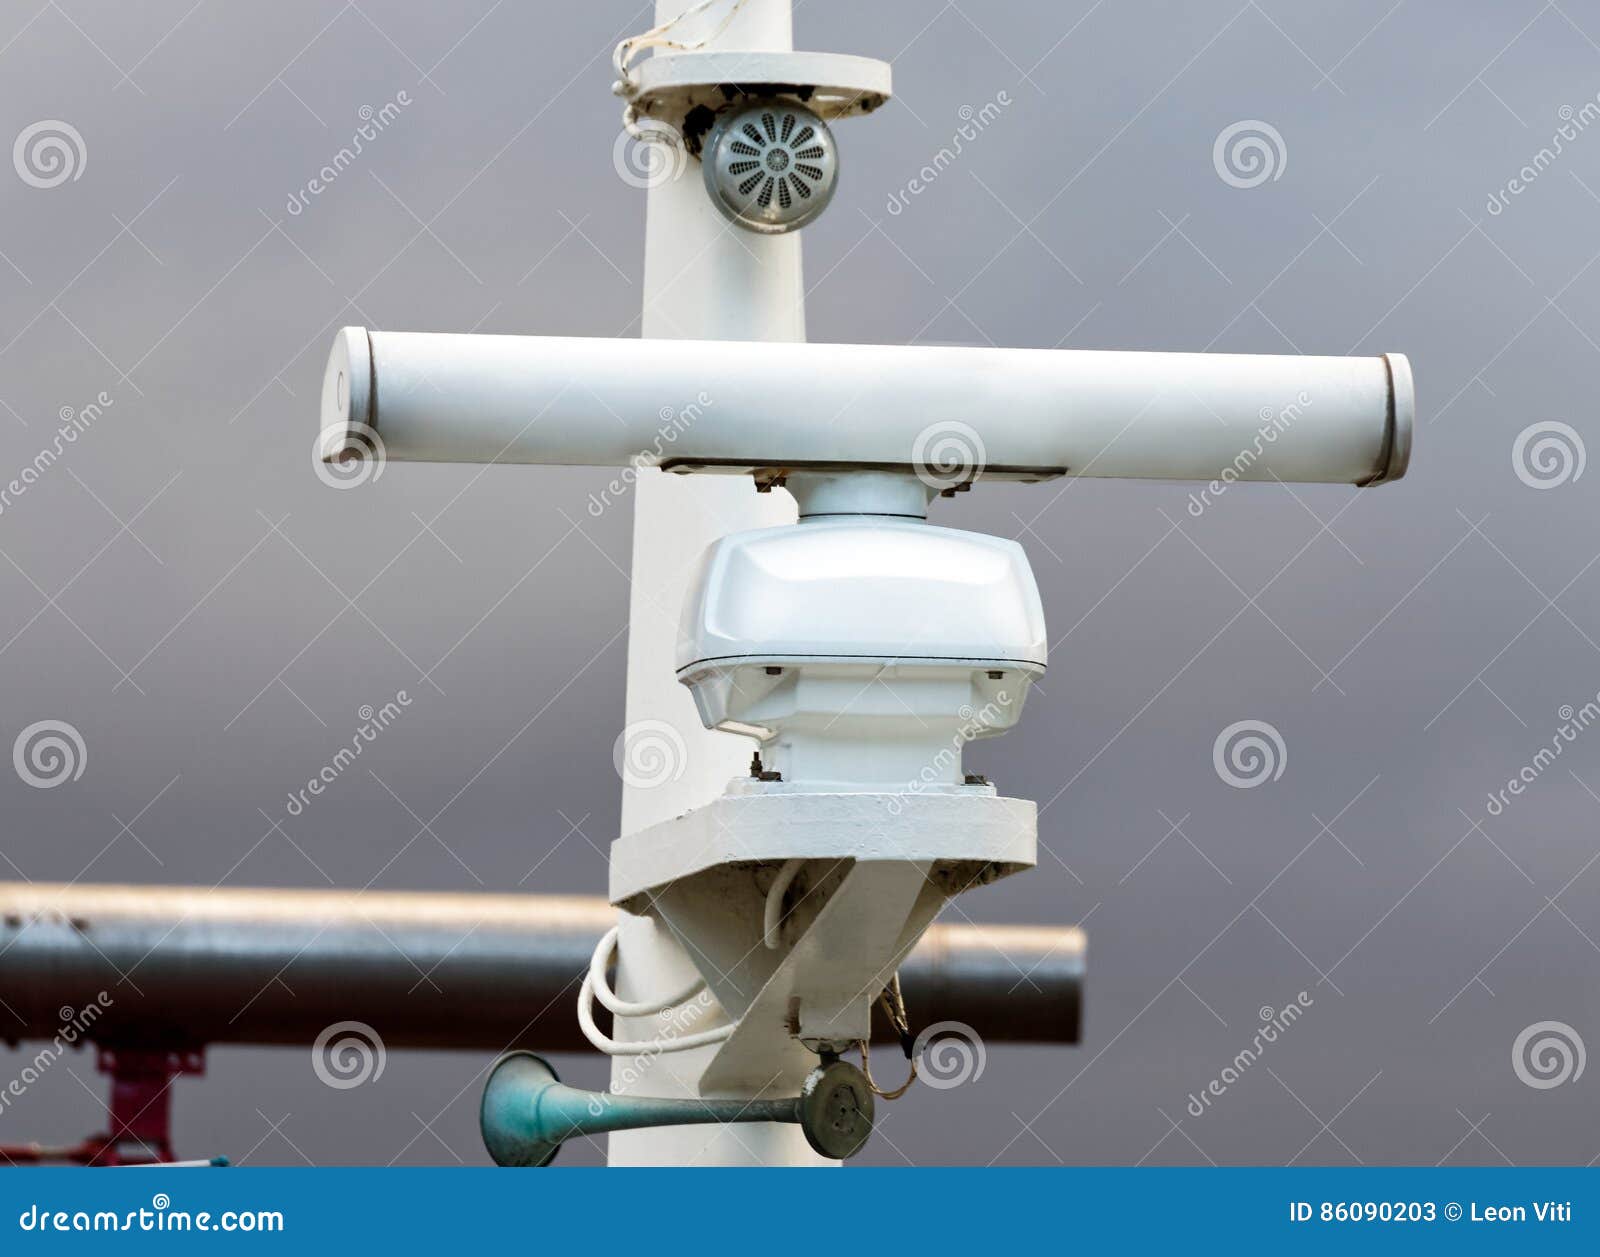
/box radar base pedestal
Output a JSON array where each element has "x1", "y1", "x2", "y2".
[{"x1": 608, "y1": 790, "x2": 1036, "y2": 1095}]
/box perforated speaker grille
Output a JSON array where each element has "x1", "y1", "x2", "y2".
[{"x1": 702, "y1": 99, "x2": 838, "y2": 235}]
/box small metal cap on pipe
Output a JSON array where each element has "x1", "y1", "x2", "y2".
[
  {"x1": 1371, "y1": 352, "x2": 1414, "y2": 485},
  {"x1": 318, "y1": 327, "x2": 374, "y2": 464}
]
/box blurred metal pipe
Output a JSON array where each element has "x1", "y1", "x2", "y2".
[{"x1": 0, "y1": 882, "x2": 1081, "y2": 1051}]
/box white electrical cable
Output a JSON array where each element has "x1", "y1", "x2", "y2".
[
  {"x1": 612, "y1": 0, "x2": 752, "y2": 138},
  {"x1": 612, "y1": 0, "x2": 751, "y2": 90},
  {"x1": 577, "y1": 977, "x2": 736, "y2": 1056},
  {"x1": 587, "y1": 925, "x2": 702, "y2": 1016},
  {"x1": 763, "y1": 858, "x2": 805, "y2": 949},
  {"x1": 576, "y1": 926, "x2": 734, "y2": 1055}
]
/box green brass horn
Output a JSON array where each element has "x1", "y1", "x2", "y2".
[{"x1": 479, "y1": 1052, "x2": 874, "y2": 1166}]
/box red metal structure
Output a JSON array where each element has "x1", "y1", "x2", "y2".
[{"x1": 0, "y1": 1047, "x2": 203, "y2": 1166}]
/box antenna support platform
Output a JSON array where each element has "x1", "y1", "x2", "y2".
[{"x1": 625, "y1": 50, "x2": 891, "y2": 153}]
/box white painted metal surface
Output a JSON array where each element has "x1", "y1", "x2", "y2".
[
  {"x1": 627, "y1": 49, "x2": 891, "y2": 126},
  {"x1": 321, "y1": 329, "x2": 1413, "y2": 487},
  {"x1": 782, "y1": 470, "x2": 936, "y2": 518},
  {"x1": 696, "y1": 861, "x2": 940, "y2": 1092},
  {"x1": 679, "y1": 518, "x2": 1047, "y2": 671},
  {"x1": 608, "y1": 789, "x2": 1037, "y2": 1094},
  {"x1": 608, "y1": 0, "x2": 817, "y2": 1169},
  {"x1": 609, "y1": 790, "x2": 1037, "y2": 907},
  {"x1": 675, "y1": 516, "x2": 1045, "y2": 786}
]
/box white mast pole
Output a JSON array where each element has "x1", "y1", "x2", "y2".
[
  {"x1": 608, "y1": 0, "x2": 821, "y2": 1167},
  {"x1": 312, "y1": 0, "x2": 1408, "y2": 1172}
]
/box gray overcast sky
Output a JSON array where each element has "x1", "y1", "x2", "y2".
[{"x1": 2, "y1": 0, "x2": 1598, "y2": 1165}]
